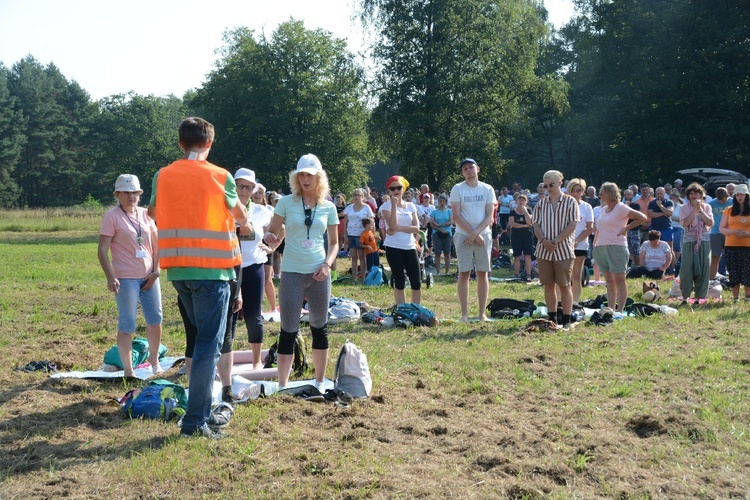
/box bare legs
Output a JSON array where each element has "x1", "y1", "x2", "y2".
[
  {"x1": 457, "y1": 271, "x2": 489, "y2": 321},
  {"x1": 263, "y1": 264, "x2": 277, "y2": 312},
  {"x1": 277, "y1": 348, "x2": 328, "y2": 387},
  {"x1": 117, "y1": 331, "x2": 136, "y2": 377},
  {"x1": 572, "y1": 256, "x2": 586, "y2": 302},
  {"x1": 603, "y1": 272, "x2": 628, "y2": 312}
]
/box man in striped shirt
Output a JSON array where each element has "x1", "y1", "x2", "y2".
[{"x1": 532, "y1": 170, "x2": 580, "y2": 327}]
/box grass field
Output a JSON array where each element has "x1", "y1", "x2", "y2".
[{"x1": 1, "y1": 208, "x2": 749, "y2": 498}]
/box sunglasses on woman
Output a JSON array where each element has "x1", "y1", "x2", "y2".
[{"x1": 389, "y1": 186, "x2": 403, "y2": 191}]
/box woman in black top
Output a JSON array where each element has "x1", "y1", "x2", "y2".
[{"x1": 508, "y1": 193, "x2": 534, "y2": 279}]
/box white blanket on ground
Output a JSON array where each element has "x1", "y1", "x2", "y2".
[
  {"x1": 211, "y1": 377, "x2": 335, "y2": 403},
  {"x1": 50, "y1": 357, "x2": 183, "y2": 380}
]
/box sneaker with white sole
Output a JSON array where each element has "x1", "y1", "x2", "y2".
[{"x1": 179, "y1": 423, "x2": 227, "y2": 439}]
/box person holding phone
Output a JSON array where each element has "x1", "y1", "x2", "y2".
[{"x1": 98, "y1": 174, "x2": 163, "y2": 378}]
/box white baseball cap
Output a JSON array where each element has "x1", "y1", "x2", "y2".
[
  {"x1": 296, "y1": 154, "x2": 323, "y2": 175},
  {"x1": 234, "y1": 168, "x2": 256, "y2": 184}
]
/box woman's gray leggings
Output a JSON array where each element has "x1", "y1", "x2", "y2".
[{"x1": 278, "y1": 272, "x2": 330, "y2": 354}]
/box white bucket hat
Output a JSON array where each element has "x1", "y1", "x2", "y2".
[{"x1": 114, "y1": 174, "x2": 142, "y2": 194}]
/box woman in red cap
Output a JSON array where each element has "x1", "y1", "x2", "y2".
[{"x1": 381, "y1": 175, "x2": 421, "y2": 304}]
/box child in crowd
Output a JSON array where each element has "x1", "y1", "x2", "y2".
[{"x1": 360, "y1": 217, "x2": 380, "y2": 274}]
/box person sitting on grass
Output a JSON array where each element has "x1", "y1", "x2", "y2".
[{"x1": 626, "y1": 230, "x2": 673, "y2": 279}]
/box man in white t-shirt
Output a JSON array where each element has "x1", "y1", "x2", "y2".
[{"x1": 450, "y1": 158, "x2": 497, "y2": 322}]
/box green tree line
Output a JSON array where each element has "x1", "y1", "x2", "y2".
[{"x1": 0, "y1": 1, "x2": 747, "y2": 208}]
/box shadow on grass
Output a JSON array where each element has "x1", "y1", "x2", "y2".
[
  {"x1": 0, "y1": 380, "x2": 171, "y2": 479},
  {"x1": 418, "y1": 322, "x2": 518, "y2": 342}
]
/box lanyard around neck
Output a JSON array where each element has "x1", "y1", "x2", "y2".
[
  {"x1": 304, "y1": 200, "x2": 318, "y2": 240},
  {"x1": 120, "y1": 206, "x2": 143, "y2": 247}
]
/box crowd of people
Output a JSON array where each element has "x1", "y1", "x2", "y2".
[{"x1": 97, "y1": 116, "x2": 750, "y2": 438}]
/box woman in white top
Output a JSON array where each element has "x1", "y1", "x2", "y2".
[
  {"x1": 567, "y1": 178, "x2": 595, "y2": 302},
  {"x1": 235, "y1": 169, "x2": 282, "y2": 370},
  {"x1": 381, "y1": 175, "x2": 421, "y2": 305},
  {"x1": 252, "y1": 183, "x2": 282, "y2": 314},
  {"x1": 343, "y1": 188, "x2": 374, "y2": 282}
]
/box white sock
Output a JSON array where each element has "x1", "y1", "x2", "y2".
[{"x1": 314, "y1": 380, "x2": 325, "y2": 392}]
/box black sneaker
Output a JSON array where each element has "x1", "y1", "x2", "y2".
[
  {"x1": 221, "y1": 386, "x2": 237, "y2": 403},
  {"x1": 179, "y1": 423, "x2": 227, "y2": 439}
]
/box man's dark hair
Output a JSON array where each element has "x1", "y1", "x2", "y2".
[{"x1": 179, "y1": 117, "x2": 215, "y2": 149}]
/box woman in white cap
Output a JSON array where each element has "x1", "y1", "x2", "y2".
[
  {"x1": 719, "y1": 183, "x2": 750, "y2": 301},
  {"x1": 234, "y1": 168, "x2": 283, "y2": 370},
  {"x1": 264, "y1": 154, "x2": 339, "y2": 391},
  {"x1": 97, "y1": 174, "x2": 163, "y2": 377}
]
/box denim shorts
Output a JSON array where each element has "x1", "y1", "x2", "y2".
[
  {"x1": 657, "y1": 228, "x2": 674, "y2": 242},
  {"x1": 348, "y1": 235, "x2": 361, "y2": 249},
  {"x1": 115, "y1": 278, "x2": 163, "y2": 333}
]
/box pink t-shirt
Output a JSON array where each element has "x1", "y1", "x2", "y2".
[
  {"x1": 100, "y1": 206, "x2": 157, "y2": 278},
  {"x1": 595, "y1": 202, "x2": 631, "y2": 247}
]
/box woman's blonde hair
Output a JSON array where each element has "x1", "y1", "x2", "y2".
[
  {"x1": 600, "y1": 182, "x2": 621, "y2": 203},
  {"x1": 566, "y1": 178, "x2": 587, "y2": 193},
  {"x1": 289, "y1": 169, "x2": 330, "y2": 204}
]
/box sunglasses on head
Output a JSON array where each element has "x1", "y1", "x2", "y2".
[
  {"x1": 389, "y1": 186, "x2": 403, "y2": 191},
  {"x1": 304, "y1": 208, "x2": 313, "y2": 227}
]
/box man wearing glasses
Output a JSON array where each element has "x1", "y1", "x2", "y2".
[
  {"x1": 450, "y1": 158, "x2": 497, "y2": 322},
  {"x1": 532, "y1": 170, "x2": 580, "y2": 328}
]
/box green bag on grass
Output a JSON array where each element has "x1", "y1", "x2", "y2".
[{"x1": 103, "y1": 338, "x2": 167, "y2": 369}]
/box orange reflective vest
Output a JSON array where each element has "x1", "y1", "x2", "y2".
[{"x1": 155, "y1": 159, "x2": 241, "y2": 269}]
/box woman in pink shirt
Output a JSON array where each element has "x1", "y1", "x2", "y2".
[
  {"x1": 97, "y1": 174, "x2": 162, "y2": 378},
  {"x1": 593, "y1": 182, "x2": 647, "y2": 313}
]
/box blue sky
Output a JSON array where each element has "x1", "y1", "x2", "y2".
[{"x1": 0, "y1": 0, "x2": 574, "y2": 101}]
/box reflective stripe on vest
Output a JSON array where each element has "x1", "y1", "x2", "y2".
[
  {"x1": 159, "y1": 229, "x2": 236, "y2": 240},
  {"x1": 160, "y1": 246, "x2": 241, "y2": 260}
]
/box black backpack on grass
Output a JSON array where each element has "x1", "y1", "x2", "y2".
[
  {"x1": 264, "y1": 333, "x2": 309, "y2": 377},
  {"x1": 487, "y1": 298, "x2": 536, "y2": 319}
]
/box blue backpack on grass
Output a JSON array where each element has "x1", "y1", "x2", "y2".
[
  {"x1": 392, "y1": 303, "x2": 438, "y2": 327},
  {"x1": 364, "y1": 265, "x2": 388, "y2": 286},
  {"x1": 120, "y1": 380, "x2": 187, "y2": 422}
]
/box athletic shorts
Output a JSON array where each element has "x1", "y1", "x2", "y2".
[
  {"x1": 454, "y1": 231, "x2": 492, "y2": 273},
  {"x1": 593, "y1": 245, "x2": 629, "y2": 274}
]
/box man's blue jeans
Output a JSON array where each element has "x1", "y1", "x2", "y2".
[{"x1": 172, "y1": 280, "x2": 229, "y2": 430}]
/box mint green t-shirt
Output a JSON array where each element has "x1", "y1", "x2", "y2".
[
  {"x1": 150, "y1": 164, "x2": 239, "y2": 281},
  {"x1": 273, "y1": 195, "x2": 338, "y2": 274}
]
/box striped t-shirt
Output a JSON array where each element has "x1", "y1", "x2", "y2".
[{"x1": 533, "y1": 194, "x2": 579, "y2": 261}]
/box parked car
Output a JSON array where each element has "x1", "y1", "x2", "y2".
[{"x1": 676, "y1": 168, "x2": 748, "y2": 197}]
